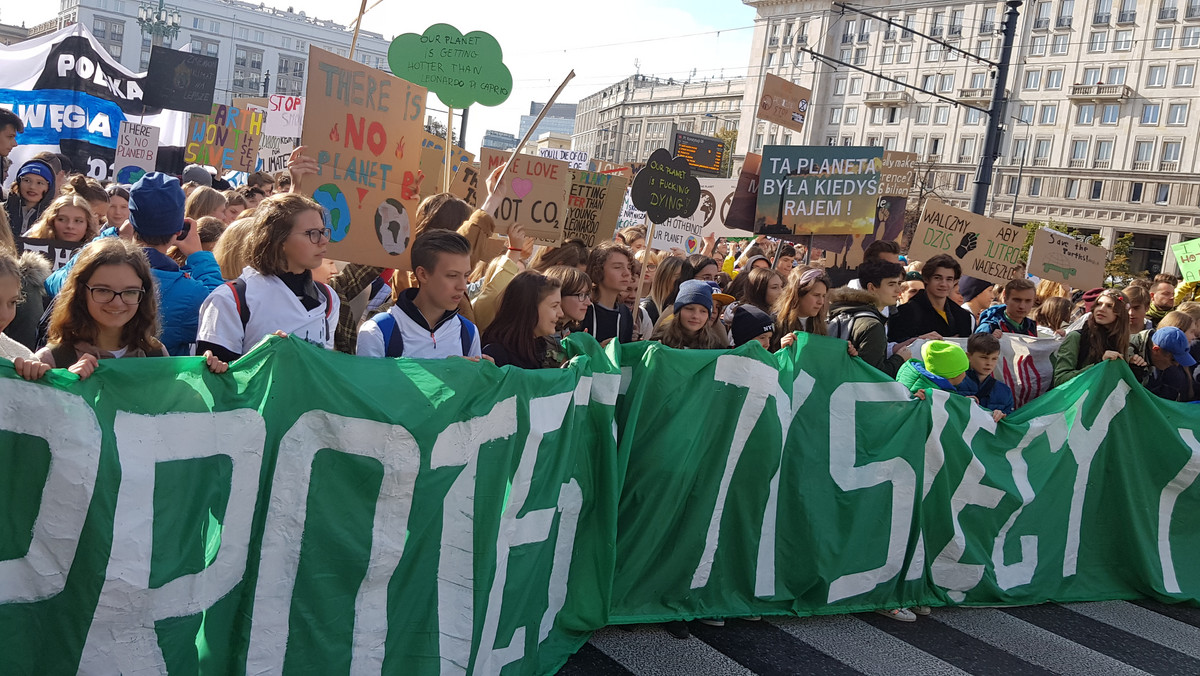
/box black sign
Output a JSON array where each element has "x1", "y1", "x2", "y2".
[
  {"x1": 671, "y1": 130, "x2": 725, "y2": 177},
  {"x1": 143, "y1": 47, "x2": 219, "y2": 115},
  {"x1": 630, "y1": 148, "x2": 700, "y2": 225},
  {"x1": 33, "y1": 36, "x2": 154, "y2": 115},
  {"x1": 20, "y1": 238, "x2": 85, "y2": 271}
]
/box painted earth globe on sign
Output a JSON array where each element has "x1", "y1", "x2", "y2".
[
  {"x1": 374, "y1": 198, "x2": 410, "y2": 255},
  {"x1": 313, "y1": 183, "x2": 351, "y2": 242},
  {"x1": 116, "y1": 166, "x2": 147, "y2": 184}
]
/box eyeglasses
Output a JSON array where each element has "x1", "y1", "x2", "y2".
[
  {"x1": 86, "y1": 285, "x2": 145, "y2": 305},
  {"x1": 296, "y1": 227, "x2": 332, "y2": 244},
  {"x1": 569, "y1": 292, "x2": 591, "y2": 302}
]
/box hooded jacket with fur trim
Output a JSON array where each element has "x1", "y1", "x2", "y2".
[{"x1": 826, "y1": 287, "x2": 908, "y2": 378}]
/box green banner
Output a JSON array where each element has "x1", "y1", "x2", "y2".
[{"x1": 2, "y1": 333, "x2": 1198, "y2": 674}]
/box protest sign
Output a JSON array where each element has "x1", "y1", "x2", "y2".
[
  {"x1": 1031, "y1": 228, "x2": 1107, "y2": 289},
  {"x1": 649, "y1": 178, "x2": 743, "y2": 253},
  {"x1": 6, "y1": 331, "x2": 1200, "y2": 674},
  {"x1": 880, "y1": 151, "x2": 918, "y2": 197},
  {"x1": 300, "y1": 46, "x2": 426, "y2": 267},
  {"x1": 539, "y1": 148, "x2": 589, "y2": 170},
  {"x1": 113, "y1": 121, "x2": 159, "y2": 184},
  {"x1": 671, "y1": 130, "x2": 725, "y2": 178},
  {"x1": 418, "y1": 132, "x2": 473, "y2": 199},
  {"x1": 490, "y1": 152, "x2": 570, "y2": 246},
  {"x1": 908, "y1": 199, "x2": 1025, "y2": 285},
  {"x1": 143, "y1": 45, "x2": 219, "y2": 115},
  {"x1": 725, "y1": 152, "x2": 761, "y2": 233},
  {"x1": 756, "y1": 145, "x2": 883, "y2": 236},
  {"x1": 631, "y1": 148, "x2": 700, "y2": 225},
  {"x1": 263, "y1": 94, "x2": 304, "y2": 137},
  {"x1": 0, "y1": 26, "x2": 188, "y2": 187},
  {"x1": 19, "y1": 238, "x2": 84, "y2": 271},
  {"x1": 1171, "y1": 236, "x2": 1200, "y2": 284},
  {"x1": 564, "y1": 170, "x2": 628, "y2": 246},
  {"x1": 386, "y1": 24, "x2": 513, "y2": 109},
  {"x1": 480, "y1": 146, "x2": 507, "y2": 174},
  {"x1": 617, "y1": 187, "x2": 646, "y2": 231},
  {"x1": 453, "y1": 161, "x2": 480, "y2": 206},
  {"x1": 589, "y1": 158, "x2": 633, "y2": 178},
  {"x1": 254, "y1": 135, "x2": 298, "y2": 174},
  {"x1": 813, "y1": 195, "x2": 908, "y2": 286},
  {"x1": 185, "y1": 103, "x2": 263, "y2": 172},
  {"x1": 756, "y1": 73, "x2": 811, "y2": 135}
]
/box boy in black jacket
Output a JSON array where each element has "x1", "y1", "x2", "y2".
[{"x1": 888, "y1": 253, "x2": 974, "y2": 343}]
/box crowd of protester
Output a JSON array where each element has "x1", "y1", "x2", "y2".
[{"x1": 3, "y1": 106, "x2": 1199, "y2": 627}]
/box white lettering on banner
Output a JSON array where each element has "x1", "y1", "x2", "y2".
[
  {"x1": 55, "y1": 53, "x2": 144, "y2": 100},
  {"x1": 245, "y1": 411, "x2": 421, "y2": 676},
  {"x1": 755, "y1": 371, "x2": 815, "y2": 598},
  {"x1": 80, "y1": 411, "x2": 265, "y2": 673},
  {"x1": 992, "y1": 414, "x2": 1068, "y2": 591},
  {"x1": 0, "y1": 381, "x2": 101, "y2": 603},
  {"x1": 432, "y1": 398, "x2": 519, "y2": 676},
  {"x1": 827, "y1": 381, "x2": 918, "y2": 603},
  {"x1": 1063, "y1": 383, "x2": 1129, "y2": 577},
  {"x1": 931, "y1": 405, "x2": 1005, "y2": 601},
  {"x1": 14, "y1": 104, "x2": 113, "y2": 136},
  {"x1": 1158, "y1": 430, "x2": 1200, "y2": 594},
  {"x1": 475, "y1": 392, "x2": 573, "y2": 676},
  {"x1": 692, "y1": 356, "x2": 779, "y2": 590},
  {"x1": 905, "y1": 391, "x2": 952, "y2": 581}
]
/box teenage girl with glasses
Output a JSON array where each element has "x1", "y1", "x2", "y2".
[{"x1": 197, "y1": 193, "x2": 339, "y2": 362}]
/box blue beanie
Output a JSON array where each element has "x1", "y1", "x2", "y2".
[
  {"x1": 675, "y1": 279, "x2": 714, "y2": 315},
  {"x1": 129, "y1": 172, "x2": 186, "y2": 237},
  {"x1": 16, "y1": 159, "x2": 55, "y2": 188}
]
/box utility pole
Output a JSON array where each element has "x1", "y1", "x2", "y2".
[{"x1": 970, "y1": 1, "x2": 1024, "y2": 215}]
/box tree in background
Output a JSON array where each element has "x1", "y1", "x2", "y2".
[
  {"x1": 715, "y1": 128, "x2": 738, "y2": 178},
  {"x1": 901, "y1": 162, "x2": 952, "y2": 250},
  {"x1": 424, "y1": 118, "x2": 459, "y2": 147}
]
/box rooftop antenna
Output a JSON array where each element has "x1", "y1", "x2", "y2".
[
  {"x1": 634, "y1": 58, "x2": 641, "y2": 76},
  {"x1": 689, "y1": 68, "x2": 696, "y2": 82}
]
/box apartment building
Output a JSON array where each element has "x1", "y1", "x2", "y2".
[
  {"x1": 739, "y1": 0, "x2": 1200, "y2": 276},
  {"x1": 574, "y1": 74, "x2": 744, "y2": 166}
]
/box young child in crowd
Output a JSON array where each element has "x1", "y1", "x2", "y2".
[
  {"x1": 898, "y1": 339, "x2": 970, "y2": 398},
  {"x1": 0, "y1": 250, "x2": 33, "y2": 363},
  {"x1": 650, "y1": 279, "x2": 725, "y2": 349},
  {"x1": 4, "y1": 158, "x2": 56, "y2": 240},
  {"x1": 357, "y1": 229, "x2": 480, "y2": 359},
  {"x1": 730, "y1": 304, "x2": 775, "y2": 349},
  {"x1": 582, "y1": 241, "x2": 635, "y2": 345},
  {"x1": 22, "y1": 194, "x2": 98, "y2": 244},
  {"x1": 18, "y1": 238, "x2": 225, "y2": 379},
  {"x1": 481, "y1": 271, "x2": 563, "y2": 369},
  {"x1": 975, "y1": 278, "x2": 1037, "y2": 337},
  {"x1": 958, "y1": 333, "x2": 1015, "y2": 422},
  {"x1": 1129, "y1": 325, "x2": 1195, "y2": 401}
]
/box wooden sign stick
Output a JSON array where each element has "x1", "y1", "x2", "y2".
[{"x1": 444, "y1": 106, "x2": 455, "y2": 192}]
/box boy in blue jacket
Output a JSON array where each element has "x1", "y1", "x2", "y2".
[
  {"x1": 957, "y1": 333, "x2": 1015, "y2": 421},
  {"x1": 975, "y1": 278, "x2": 1037, "y2": 337}
]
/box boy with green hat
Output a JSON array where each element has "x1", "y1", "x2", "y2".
[{"x1": 897, "y1": 339, "x2": 970, "y2": 397}]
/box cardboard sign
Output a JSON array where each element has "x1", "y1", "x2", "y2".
[
  {"x1": 880, "y1": 151, "x2": 918, "y2": 197},
  {"x1": 452, "y1": 162, "x2": 480, "y2": 207},
  {"x1": 255, "y1": 135, "x2": 299, "y2": 174},
  {"x1": 725, "y1": 152, "x2": 761, "y2": 233},
  {"x1": 490, "y1": 152, "x2": 570, "y2": 246},
  {"x1": 386, "y1": 24, "x2": 512, "y2": 108},
  {"x1": 300, "y1": 46, "x2": 426, "y2": 267},
  {"x1": 755, "y1": 145, "x2": 883, "y2": 236},
  {"x1": 538, "y1": 148, "x2": 589, "y2": 170},
  {"x1": 756, "y1": 73, "x2": 811, "y2": 135},
  {"x1": 264, "y1": 95, "x2": 305, "y2": 137},
  {"x1": 630, "y1": 149, "x2": 700, "y2": 225},
  {"x1": 617, "y1": 188, "x2": 646, "y2": 231},
  {"x1": 419, "y1": 133, "x2": 474, "y2": 199},
  {"x1": 590, "y1": 158, "x2": 633, "y2": 178},
  {"x1": 185, "y1": 103, "x2": 263, "y2": 172},
  {"x1": 1031, "y1": 228, "x2": 1107, "y2": 289},
  {"x1": 1172, "y1": 237, "x2": 1200, "y2": 284},
  {"x1": 143, "y1": 46, "x2": 219, "y2": 115},
  {"x1": 113, "y1": 121, "x2": 159, "y2": 184},
  {"x1": 647, "y1": 179, "x2": 744, "y2": 253},
  {"x1": 908, "y1": 199, "x2": 1025, "y2": 285},
  {"x1": 480, "y1": 147, "x2": 507, "y2": 174},
  {"x1": 564, "y1": 170, "x2": 628, "y2": 246},
  {"x1": 20, "y1": 238, "x2": 84, "y2": 271}
]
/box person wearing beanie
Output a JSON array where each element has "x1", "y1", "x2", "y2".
[
  {"x1": 182, "y1": 164, "x2": 213, "y2": 188},
  {"x1": 958, "y1": 275, "x2": 996, "y2": 325},
  {"x1": 650, "y1": 278, "x2": 724, "y2": 349},
  {"x1": 3, "y1": 158, "x2": 57, "y2": 243},
  {"x1": 1129, "y1": 324, "x2": 1196, "y2": 401},
  {"x1": 897, "y1": 339, "x2": 970, "y2": 396},
  {"x1": 731, "y1": 304, "x2": 774, "y2": 348}
]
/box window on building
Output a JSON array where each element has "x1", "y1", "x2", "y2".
[
  {"x1": 1077, "y1": 104, "x2": 1095, "y2": 124},
  {"x1": 1046, "y1": 69, "x2": 1063, "y2": 90},
  {"x1": 830, "y1": 107, "x2": 843, "y2": 124},
  {"x1": 898, "y1": 45, "x2": 912, "y2": 63},
  {"x1": 1035, "y1": 139, "x2": 1052, "y2": 159},
  {"x1": 977, "y1": 40, "x2": 993, "y2": 59},
  {"x1": 1163, "y1": 141, "x2": 1183, "y2": 162},
  {"x1": 254, "y1": 30, "x2": 264, "y2": 42},
  {"x1": 887, "y1": 107, "x2": 901, "y2": 123},
  {"x1": 939, "y1": 74, "x2": 954, "y2": 92},
  {"x1": 1168, "y1": 103, "x2": 1189, "y2": 125},
  {"x1": 921, "y1": 74, "x2": 936, "y2": 91},
  {"x1": 853, "y1": 47, "x2": 867, "y2": 65},
  {"x1": 911, "y1": 136, "x2": 926, "y2": 155},
  {"x1": 970, "y1": 72, "x2": 986, "y2": 89},
  {"x1": 1148, "y1": 65, "x2": 1167, "y2": 87},
  {"x1": 846, "y1": 106, "x2": 859, "y2": 124},
  {"x1": 205, "y1": 42, "x2": 218, "y2": 58},
  {"x1": 934, "y1": 105, "x2": 950, "y2": 124},
  {"x1": 1130, "y1": 182, "x2": 1144, "y2": 202},
  {"x1": 1176, "y1": 64, "x2": 1195, "y2": 86},
  {"x1": 826, "y1": 136, "x2": 838, "y2": 147},
  {"x1": 1108, "y1": 66, "x2": 1126, "y2": 84},
  {"x1": 959, "y1": 137, "x2": 976, "y2": 161},
  {"x1": 1155, "y1": 27, "x2": 1174, "y2": 49},
  {"x1": 834, "y1": 78, "x2": 847, "y2": 95},
  {"x1": 1071, "y1": 139, "x2": 1089, "y2": 159},
  {"x1": 1006, "y1": 176, "x2": 1020, "y2": 195},
  {"x1": 871, "y1": 107, "x2": 885, "y2": 124},
  {"x1": 1024, "y1": 70, "x2": 1042, "y2": 89},
  {"x1": 880, "y1": 46, "x2": 894, "y2": 64},
  {"x1": 1135, "y1": 140, "x2": 1154, "y2": 162},
  {"x1": 866, "y1": 135, "x2": 881, "y2": 147},
  {"x1": 92, "y1": 18, "x2": 106, "y2": 39},
  {"x1": 1029, "y1": 177, "x2": 1043, "y2": 196},
  {"x1": 966, "y1": 109, "x2": 984, "y2": 125},
  {"x1": 1184, "y1": 27, "x2": 1200, "y2": 48},
  {"x1": 850, "y1": 77, "x2": 863, "y2": 94},
  {"x1": 1018, "y1": 104, "x2": 1035, "y2": 123},
  {"x1": 235, "y1": 48, "x2": 247, "y2": 66},
  {"x1": 955, "y1": 174, "x2": 967, "y2": 191},
  {"x1": 1089, "y1": 31, "x2": 1107, "y2": 52},
  {"x1": 1141, "y1": 103, "x2": 1161, "y2": 124},
  {"x1": 107, "y1": 44, "x2": 122, "y2": 59},
  {"x1": 1012, "y1": 137, "x2": 1028, "y2": 162},
  {"x1": 1156, "y1": 184, "x2": 1171, "y2": 204},
  {"x1": 209, "y1": 21, "x2": 220, "y2": 33},
  {"x1": 193, "y1": 17, "x2": 203, "y2": 29},
  {"x1": 1101, "y1": 103, "x2": 1120, "y2": 124},
  {"x1": 917, "y1": 105, "x2": 931, "y2": 124},
  {"x1": 1039, "y1": 104, "x2": 1057, "y2": 124},
  {"x1": 926, "y1": 43, "x2": 941, "y2": 61},
  {"x1": 842, "y1": 136, "x2": 854, "y2": 146},
  {"x1": 1052, "y1": 34, "x2": 1069, "y2": 54},
  {"x1": 1090, "y1": 180, "x2": 1103, "y2": 200},
  {"x1": 1114, "y1": 29, "x2": 1133, "y2": 50},
  {"x1": 1082, "y1": 67, "x2": 1101, "y2": 85},
  {"x1": 1066, "y1": 178, "x2": 1080, "y2": 199},
  {"x1": 1096, "y1": 139, "x2": 1114, "y2": 161},
  {"x1": 234, "y1": 69, "x2": 245, "y2": 88},
  {"x1": 238, "y1": 27, "x2": 248, "y2": 39},
  {"x1": 1030, "y1": 35, "x2": 1047, "y2": 56}
]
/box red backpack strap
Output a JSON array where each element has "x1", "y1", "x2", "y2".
[
  {"x1": 226, "y1": 279, "x2": 251, "y2": 328},
  {"x1": 319, "y1": 283, "x2": 335, "y2": 318}
]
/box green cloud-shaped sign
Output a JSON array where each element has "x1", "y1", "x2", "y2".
[{"x1": 388, "y1": 23, "x2": 513, "y2": 109}]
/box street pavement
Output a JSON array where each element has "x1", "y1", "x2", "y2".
[{"x1": 558, "y1": 600, "x2": 1200, "y2": 675}]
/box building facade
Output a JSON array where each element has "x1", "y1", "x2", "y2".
[
  {"x1": 30, "y1": 0, "x2": 390, "y2": 104},
  {"x1": 740, "y1": 0, "x2": 1200, "y2": 277},
  {"x1": 0, "y1": 21, "x2": 30, "y2": 46},
  {"x1": 481, "y1": 129, "x2": 518, "y2": 150},
  {"x1": 574, "y1": 75, "x2": 744, "y2": 166},
  {"x1": 517, "y1": 101, "x2": 577, "y2": 142}
]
